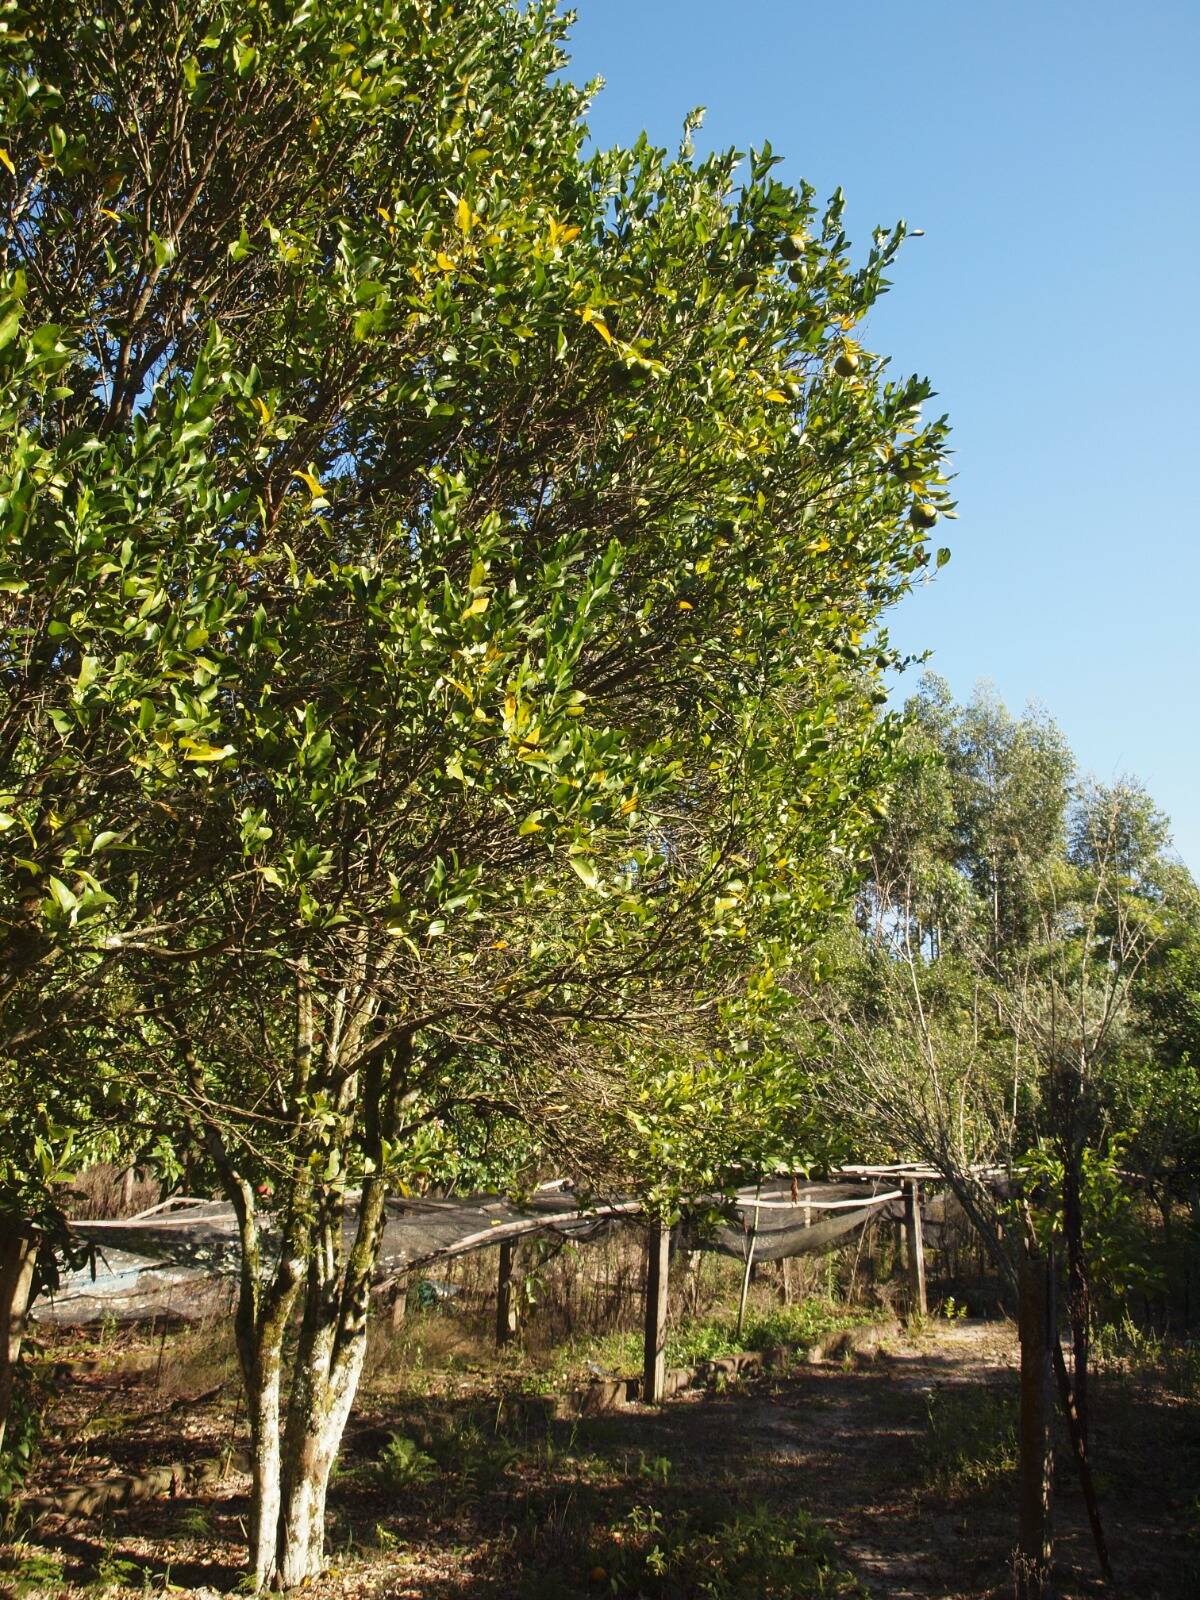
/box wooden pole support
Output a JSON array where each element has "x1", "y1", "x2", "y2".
[
  {"x1": 1017, "y1": 1246, "x2": 1054, "y2": 1599},
  {"x1": 642, "y1": 1220, "x2": 670, "y2": 1404},
  {"x1": 903, "y1": 1180, "x2": 927, "y2": 1319},
  {"x1": 495, "y1": 1239, "x2": 518, "y2": 1348}
]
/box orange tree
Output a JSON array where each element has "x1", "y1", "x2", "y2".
[{"x1": 1, "y1": 0, "x2": 951, "y2": 1583}]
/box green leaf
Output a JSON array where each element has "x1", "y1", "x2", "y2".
[{"x1": 568, "y1": 856, "x2": 600, "y2": 891}]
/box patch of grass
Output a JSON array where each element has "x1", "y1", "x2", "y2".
[
  {"x1": 919, "y1": 1384, "x2": 1017, "y2": 1492},
  {"x1": 738, "y1": 1301, "x2": 876, "y2": 1354},
  {"x1": 1093, "y1": 1316, "x2": 1200, "y2": 1397},
  {"x1": 584, "y1": 1501, "x2": 865, "y2": 1599},
  {"x1": 545, "y1": 1300, "x2": 875, "y2": 1383}
]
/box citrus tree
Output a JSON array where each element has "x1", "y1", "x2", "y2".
[{"x1": 2, "y1": 0, "x2": 951, "y2": 1584}]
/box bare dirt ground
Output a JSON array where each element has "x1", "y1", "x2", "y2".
[{"x1": 4, "y1": 1317, "x2": 1197, "y2": 1598}]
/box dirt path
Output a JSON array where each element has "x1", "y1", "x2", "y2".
[
  {"x1": 7, "y1": 1319, "x2": 1198, "y2": 1599},
  {"x1": 545, "y1": 1318, "x2": 1195, "y2": 1599}
]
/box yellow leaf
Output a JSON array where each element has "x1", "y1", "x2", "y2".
[
  {"x1": 764, "y1": 389, "x2": 789, "y2": 404},
  {"x1": 180, "y1": 740, "x2": 234, "y2": 763},
  {"x1": 461, "y1": 593, "x2": 490, "y2": 618},
  {"x1": 253, "y1": 395, "x2": 271, "y2": 424},
  {"x1": 293, "y1": 468, "x2": 323, "y2": 498},
  {"x1": 455, "y1": 196, "x2": 472, "y2": 234},
  {"x1": 491, "y1": 938, "x2": 508, "y2": 949},
  {"x1": 677, "y1": 599, "x2": 693, "y2": 611},
  {"x1": 620, "y1": 794, "x2": 639, "y2": 815},
  {"x1": 0, "y1": 148, "x2": 13, "y2": 176},
  {"x1": 578, "y1": 306, "x2": 613, "y2": 345},
  {"x1": 436, "y1": 250, "x2": 456, "y2": 273},
  {"x1": 377, "y1": 206, "x2": 392, "y2": 224},
  {"x1": 100, "y1": 207, "x2": 123, "y2": 223}
]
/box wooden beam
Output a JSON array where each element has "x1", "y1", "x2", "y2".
[
  {"x1": 903, "y1": 1180, "x2": 927, "y2": 1319},
  {"x1": 495, "y1": 1239, "x2": 518, "y2": 1348},
  {"x1": 642, "y1": 1220, "x2": 670, "y2": 1404},
  {"x1": 1017, "y1": 1246, "x2": 1054, "y2": 1598}
]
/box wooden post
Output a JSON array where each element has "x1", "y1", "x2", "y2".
[
  {"x1": 495, "y1": 1239, "x2": 518, "y2": 1348},
  {"x1": 390, "y1": 1282, "x2": 407, "y2": 1329},
  {"x1": 1017, "y1": 1247, "x2": 1054, "y2": 1599},
  {"x1": 735, "y1": 1191, "x2": 762, "y2": 1340},
  {"x1": 903, "y1": 1180, "x2": 927, "y2": 1319},
  {"x1": 642, "y1": 1220, "x2": 670, "y2": 1404}
]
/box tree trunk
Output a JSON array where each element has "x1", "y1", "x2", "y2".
[
  {"x1": 242, "y1": 1341, "x2": 285, "y2": 1591},
  {"x1": 275, "y1": 1174, "x2": 388, "y2": 1586},
  {"x1": 0, "y1": 1225, "x2": 38, "y2": 1455},
  {"x1": 277, "y1": 1321, "x2": 368, "y2": 1586},
  {"x1": 1017, "y1": 1247, "x2": 1054, "y2": 1598},
  {"x1": 1061, "y1": 1143, "x2": 1090, "y2": 1445}
]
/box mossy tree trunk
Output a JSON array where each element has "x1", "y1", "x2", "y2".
[
  {"x1": 275, "y1": 1176, "x2": 387, "y2": 1587},
  {"x1": 0, "y1": 1224, "x2": 38, "y2": 1456}
]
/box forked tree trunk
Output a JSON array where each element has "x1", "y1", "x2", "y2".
[
  {"x1": 201, "y1": 1145, "x2": 304, "y2": 1591},
  {"x1": 274, "y1": 1175, "x2": 388, "y2": 1587},
  {"x1": 195, "y1": 1011, "x2": 407, "y2": 1591},
  {"x1": 0, "y1": 1225, "x2": 38, "y2": 1455}
]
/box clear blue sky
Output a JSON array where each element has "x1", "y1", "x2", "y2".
[{"x1": 565, "y1": 1, "x2": 1200, "y2": 872}]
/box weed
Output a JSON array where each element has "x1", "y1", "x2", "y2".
[
  {"x1": 632, "y1": 1449, "x2": 672, "y2": 1487},
  {"x1": 1092, "y1": 1315, "x2": 1200, "y2": 1397},
  {"x1": 919, "y1": 1385, "x2": 1017, "y2": 1492},
  {"x1": 177, "y1": 1504, "x2": 213, "y2": 1537},
  {"x1": 375, "y1": 1431, "x2": 437, "y2": 1488},
  {"x1": 547, "y1": 1300, "x2": 873, "y2": 1386},
  {"x1": 0, "y1": 1364, "x2": 48, "y2": 1508},
  {"x1": 593, "y1": 1501, "x2": 865, "y2": 1599},
  {"x1": 0, "y1": 1549, "x2": 64, "y2": 1598},
  {"x1": 93, "y1": 1544, "x2": 145, "y2": 1592}
]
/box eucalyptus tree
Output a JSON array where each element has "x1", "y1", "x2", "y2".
[{"x1": 2, "y1": 0, "x2": 952, "y2": 1583}]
